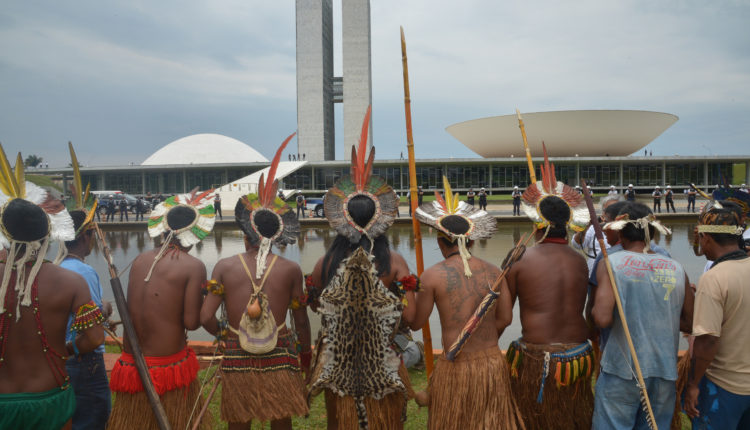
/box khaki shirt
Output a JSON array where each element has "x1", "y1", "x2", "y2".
[{"x1": 693, "y1": 258, "x2": 750, "y2": 395}]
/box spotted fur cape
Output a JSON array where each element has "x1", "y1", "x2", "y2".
[{"x1": 309, "y1": 247, "x2": 406, "y2": 429}]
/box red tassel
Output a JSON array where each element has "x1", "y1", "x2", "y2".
[{"x1": 110, "y1": 348, "x2": 198, "y2": 395}]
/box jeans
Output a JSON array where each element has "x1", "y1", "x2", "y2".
[
  {"x1": 692, "y1": 376, "x2": 750, "y2": 430},
  {"x1": 688, "y1": 196, "x2": 696, "y2": 212},
  {"x1": 592, "y1": 371, "x2": 676, "y2": 430},
  {"x1": 66, "y1": 352, "x2": 111, "y2": 430}
]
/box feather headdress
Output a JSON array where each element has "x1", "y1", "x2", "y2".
[
  {"x1": 604, "y1": 213, "x2": 671, "y2": 253},
  {"x1": 521, "y1": 143, "x2": 588, "y2": 235},
  {"x1": 66, "y1": 142, "x2": 98, "y2": 237},
  {"x1": 145, "y1": 187, "x2": 215, "y2": 281},
  {"x1": 0, "y1": 144, "x2": 75, "y2": 316},
  {"x1": 235, "y1": 132, "x2": 300, "y2": 277},
  {"x1": 416, "y1": 176, "x2": 497, "y2": 277},
  {"x1": 324, "y1": 107, "x2": 399, "y2": 244}
]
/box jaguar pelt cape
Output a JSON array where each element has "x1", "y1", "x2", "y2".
[{"x1": 309, "y1": 247, "x2": 406, "y2": 429}]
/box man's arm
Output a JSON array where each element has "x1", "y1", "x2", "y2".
[
  {"x1": 592, "y1": 262, "x2": 615, "y2": 328},
  {"x1": 680, "y1": 273, "x2": 694, "y2": 334},
  {"x1": 183, "y1": 260, "x2": 207, "y2": 331},
  {"x1": 410, "y1": 269, "x2": 435, "y2": 331},
  {"x1": 200, "y1": 261, "x2": 224, "y2": 335},
  {"x1": 68, "y1": 276, "x2": 105, "y2": 355},
  {"x1": 684, "y1": 335, "x2": 720, "y2": 418},
  {"x1": 494, "y1": 277, "x2": 513, "y2": 335}
]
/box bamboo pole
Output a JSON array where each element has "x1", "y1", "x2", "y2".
[
  {"x1": 516, "y1": 109, "x2": 537, "y2": 184},
  {"x1": 400, "y1": 26, "x2": 434, "y2": 377},
  {"x1": 580, "y1": 181, "x2": 657, "y2": 429},
  {"x1": 93, "y1": 223, "x2": 172, "y2": 430}
]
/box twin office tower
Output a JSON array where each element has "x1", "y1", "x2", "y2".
[{"x1": 296, "y1": 0, "x2": 374, "y2": 161}]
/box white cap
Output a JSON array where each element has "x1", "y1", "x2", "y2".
[
  {"x1": 743, "y1": 183, "x2": 747, "y2": 187},
  {"x1": 610, "y1": 185, "x2": 615, "y2": 189},
  {"x1": 655, "y1": 185, "x2": 660, "y2": 189},
  {"x1": 628, "y1": 184, "x2": 633, "y2": 187},
  {"x1": 481, "y1": 187, "x2": 485, "y2": 190},
  {"x1": 667, "y1": 185, "x2": 671, "y2": 188},
  {"x1": 514, "y1": 185, "x2": 518, "y2": 189}
]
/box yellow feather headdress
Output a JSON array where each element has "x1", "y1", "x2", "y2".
[
  {"x1": 66, "y1": 142, "x2": 98, "y2": 237},
  {"x1": 0, "y1": 143, "x2": 75, "y2": 316},
  {"x1": 415, "y1": 176, "x2": 497, "y2": 277}
]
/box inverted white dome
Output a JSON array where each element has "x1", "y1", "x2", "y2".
[{"x1": 142, "y1": 133, "x2": 269, "y2": 165}]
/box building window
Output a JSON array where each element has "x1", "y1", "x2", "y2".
[
  {"x1": 580, "y1": 164, "x2": 619, "y2": 187},
  {"x1": 664, "y1": 163, "x2": 703, "y2": 186}
]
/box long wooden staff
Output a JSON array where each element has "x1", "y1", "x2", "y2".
[
  {"x1": 92, "y1": 222, "x2": 171, "y2": 430},
  {"x1": 689, "y1": 182, "x2": 712, "y2": 200},
  {"x1": 580, "y1": 181, "x2": 657, "y2": 429},
  {"x1": 400, "y1": 26, "x2": 434, "y2": 376},
  {"x1": 516, "y1": 109, "x2": 537, "y2": 184},
  {"x1": 445, "y1": 233, "x2": 533, "y2": 361}
]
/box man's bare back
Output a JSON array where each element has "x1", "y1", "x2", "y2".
[
  {"x1": 126, "y1": 247, "x2": 206, "y2": 357},
  {"x1": 0, "y1": 262, "x2": 103, "y2": 393},
  {"x1": 414, "y1": 253, "x2": 511, "y2": 353},
  {"x1": 507, "y1": 240, "x2": 589, "y2": 344}
]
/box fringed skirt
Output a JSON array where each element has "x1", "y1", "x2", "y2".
[
  {"x1": 320, "y1": 362, "x2": 413, "y2": 430},
  {"x1": 428, "y1": 347, "x2": 525, "y2": 430},
  {"x1": 506, "y1": 339, "x2": 594, "y2": 430},
  {"x1": 671, "y1": 351, "x2": 691, "y2": 430},
  {"x1": 108, "y1": 347, "x2": 210, "y2": 430},
  {"x1": 220, "y1": 335, "x2": 308, "y2": 423}
]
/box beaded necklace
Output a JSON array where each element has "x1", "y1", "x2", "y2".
[{"x1": 0, "y1": 261, "x2": 69, "y2": 388}]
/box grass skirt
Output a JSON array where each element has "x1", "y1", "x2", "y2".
[
  {"x1": 107, "y1": 379, "x2": 209, "y2": 430},
  {"x1": 507, "y1": 340, "x2": 594, "y2": 430},
  {"x1": 428, "y1": 347, "x2": 525, "y2": 430},
  {"x1": 108, "y1": 347, "x2": 211, "y2": 430},
  {"x1": 220, "y1": 336, "x2": 308, "y2": 423},
  {"x1": 671, "y1": 352, "x2": 691, "y2": 430}
]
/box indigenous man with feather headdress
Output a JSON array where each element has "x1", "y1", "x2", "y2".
[
  {"x1": 305, "y1": 107, "x2": 417, "y2": 429},
  {"x1": 62, "y1": 143, "x2": 113, "y2": 429},
  {"x1": 412, "y1": 176, "x2": 525, "y2": 430},
  {"x1": 200, "y1": 133, "x2": 311, "y2": 430},
  {"x1": 591, "y1": 201, "x2": 694, "y2": 429},
  {"x1": 108, "y1": 188, "x2": 216, "y2": 430},
  {"x1": 0, "y1": 145, "x2": 105, "y2": 430},
  {"x1": 505, "y1": 146, "x2": 596, "y2": 429}
]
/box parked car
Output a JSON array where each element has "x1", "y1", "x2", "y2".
[
  {"x1": 305, "y1": 197, "x2": 325, "y2": 217},
  {"x1": 95, "y1": 193, "x2": 149, "y2": 213}
]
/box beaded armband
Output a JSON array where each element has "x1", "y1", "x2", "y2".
[
  {"x1": 214, "y1": 319, "x2": 229, "y2": 343},
  {"x1": 302, "y1": 274, "x2": 321, "y2": 306},
  {"x1": 290, "y1": 297, "x2": 306, "y2": 310},
  {"x1": 202, "y1": 280, "x2": 224, "y2": 297},
  {"x1": 70, "y1": 301, "x2": 105, "y2": 333},
  {"x1": 393, "y1": 275, "x2": 421, "y2": 306}
]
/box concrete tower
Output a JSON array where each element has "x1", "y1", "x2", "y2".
[{"x1": 295, "y1": 0, "x2": 373, "y2": 161}]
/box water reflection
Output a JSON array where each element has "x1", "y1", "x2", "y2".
[{"x1": 87, "y1": 222, "x2": 706, "y2": 348}]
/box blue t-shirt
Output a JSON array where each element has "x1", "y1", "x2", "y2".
[
  {"x1": 61, "y1": 257, "x2": 105, "y2": 354},
  {"x1": 599, "y1": 251, "x2": 686, "y2": 381}
]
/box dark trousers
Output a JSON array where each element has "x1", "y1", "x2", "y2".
[
  {"x1": 297, "y1": 205, "x2": 305, "y2": 218},
  {"x1": 665, "y1": 199, "x2": 675, "y2": 213},
  {"x1": 66, "y1": 352, "x2": 111, "y2": 430},
  {"x1": 106, "y1": 209, "x2": 115, "y2": 222},
  {"x1": 215, "y1": 203, "x2": 222, "y2": 220},
  {"x1": 653, "y1": 199, "x2": 661, "y2": 213},
  {"x1": 687, "y1": 196, "x2": 696, "y2": 212},
  {"x1": 119, "y1": 207, "x2": 128, "y2": 221},
  {"x1": 513, "y1": 199, "x2": 521, "y2": 215}
]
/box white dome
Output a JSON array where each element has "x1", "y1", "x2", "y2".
[{"x1": 142, "y1": 133, "x2": 269, "y2": 165}]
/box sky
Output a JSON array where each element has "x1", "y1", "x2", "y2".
[{"x1": 1, "y1": 0, "x2": 749, "y2": 167}]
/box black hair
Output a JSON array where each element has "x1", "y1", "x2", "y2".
[
  {"x1": 166, "y1": 205, "x2": 197, "y2": 231},
  {"x1": 617, "y1": 202, "x2": 655, "y2": 242},
  {"x1": 253, "y1": 210, "x2": 281, "y2": 238},
  {"x1": 604, "y1": 201, "x2": 628, "y2": 220},
  {"x1": 1, "y1": 198, "x2": 49, "y2": 242},
  {"x1": 437, "y1": 215, "x2": 475, "y2": 248},
  {"x1": 321, "y1": 234, "x2": 392, "y2": 287},
  {"x1": 64, "y1": 210, "x2": 90, "y2": 248},
  {"x1": 320, "y1": 195, "x2": 389, "y2": 286},
  {"x1": 539, "y1": 196, "x2": 570, "y2": 238},
  {"x1": 701, "y1": 204, "x2": 743, "y2": 247},
  {"x1": 347, "y1": 195, "x2": 376, "y2": 228}
]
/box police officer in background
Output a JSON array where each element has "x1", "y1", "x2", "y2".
[
  {"x1": 511, "y1": 186, "x2": 522, "y2": 216},
  {"x1": 652, "y1": 185, "x2": 662, "y2": 213}
]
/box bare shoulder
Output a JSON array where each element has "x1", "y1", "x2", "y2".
[
  {"x1": 48, "y1": 263, "x2": 87, "y2": 285},
  {"x1": 471, "y1": 256, "x2": 501, "y2": 275},
  {"x1": 272, "y1": 254, "x2": 302, "y2": 276},
  {"x1": 420, "y1": 261, "x2": 444, "y2": 287}
]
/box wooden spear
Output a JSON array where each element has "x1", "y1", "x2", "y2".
[
  {"x1": 580, "y1": 181, "x2": 657, "y2": 429},
  {"x1": 93, "y1": 222, "x2": 172, "y2": 430},
  {"x1": 400, "y1": 26, "x2": 434, "y2": 376},
  {"x1": 516, "y1": 109, "x2": 537, "y2": 184}
]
